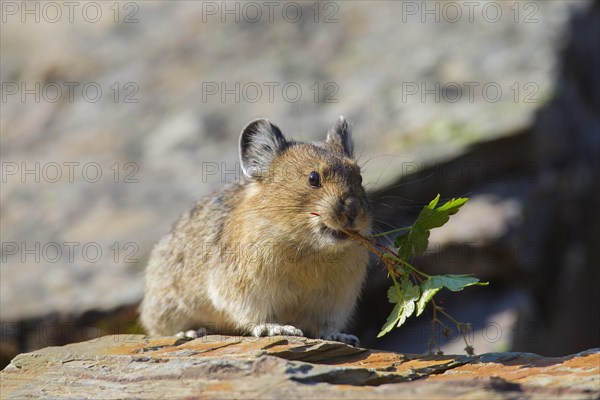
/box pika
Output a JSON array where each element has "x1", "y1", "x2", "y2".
[{"x1": 140, "y1": 116, "x2": 372, "y2": 346}]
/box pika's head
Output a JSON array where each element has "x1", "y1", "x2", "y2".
[{"x1": 239, "y1": 117, "x2": 372, "y2": 248}]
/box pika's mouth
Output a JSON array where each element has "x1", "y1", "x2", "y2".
[{"x1": 319, "y1": 224, "x2": 351, "y2": 241}]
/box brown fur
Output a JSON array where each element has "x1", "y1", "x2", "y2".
[{"x1": 140, "y1": 117, "x2": 372, "y2": 345}]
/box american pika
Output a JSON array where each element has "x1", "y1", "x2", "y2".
[{"x1": 140, "y1": 116, "x2": 372, "y2": 346}]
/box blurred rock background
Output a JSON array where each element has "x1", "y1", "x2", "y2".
[{"x1": 1, "y1": 0, "x2": 598, "y2": 368}]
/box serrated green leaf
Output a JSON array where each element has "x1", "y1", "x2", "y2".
[
  {"x1": 416, "y1": 275, "x2": 488, "y2": 317},
  {"x1": 427, "y1": 194, "x2": 441, "y2": 209},
  {"x1": 430, "y1": 274, "x2": 488, "y2": 291},
  {"x1": 400, "y1": 276, "x2": 420, "y2": 300},
  {"x1": 395, "y1": 301, "x2": 415, "y2": 329},
  {"x1": 394, "y1": 195, "x2": 468, "y2": 260},
  {"x1": 418, "y1": 195, "x2": 468, "y2": 231},
  {"x1": 378, "y1": 282, "x2": 403, "y2": 337},
  {"x1": 387, "y1": 282, "x2": 401, "y2": 303},
  {"x1": 416, "y1": 279, "x2": 442, "y2": 317},
  {"x1": 395, "y1": 277, "x2": 419, "y2": 328},
  {"x1": 377, "y1": 301, "x2": 402, "y2": 337},
  {"x1": 378, "y1": 278, "x2": 421, "y2": 337}
]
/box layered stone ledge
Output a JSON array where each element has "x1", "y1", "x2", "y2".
[{"x1": 1, "y1": 335, "x2": 598, "y2": 399}]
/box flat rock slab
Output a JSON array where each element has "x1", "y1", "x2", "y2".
[{"x1": 1, "y1": 335, "x2": 598, "y2": 399}]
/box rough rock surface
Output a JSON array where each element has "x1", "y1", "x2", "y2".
[{"x1": 1, "y1": 335, "x2": 598, "y2": 399}]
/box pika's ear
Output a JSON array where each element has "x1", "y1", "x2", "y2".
[
  {"x1": 326, "y1": 116, "x2": 353, "y2": 157},
  {"x1": 239, "y1": 118, "x2": 288, "y2": 179}
]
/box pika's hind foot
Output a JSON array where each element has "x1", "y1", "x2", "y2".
[
  {"x1": 321, "y1": 332, "x2": 360, "y2": 347},
  {"x1": 251, "y1": 323, "x2": 303, "y2": 337}
]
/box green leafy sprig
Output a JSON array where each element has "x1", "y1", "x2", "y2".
[{"x1": 346, "y1": 195, "x2": 488, "y2": 355}]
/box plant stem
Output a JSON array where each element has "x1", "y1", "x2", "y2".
[
  {"x1": 373, "y1": 242, "x2": 432, "y2": 279},
  {"x1": 346, "y1": 228, "x2": 474, "y2": 356},
  {"x1": 433, "y1": 300, "x2": 473, "y2": 354},
  {"x1": 397, "y1": 258, "x2": 431, "y2": 279},
  {"x1": 368, "y1": 226, "x2": 412, "y2": 238}
]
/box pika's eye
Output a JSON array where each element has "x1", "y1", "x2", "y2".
[{"x1": 308, "y1": 171, "x2": 321, "y2": 188}]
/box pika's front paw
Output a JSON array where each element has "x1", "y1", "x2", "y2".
[
  {"x1": 321, "y1": 332, "x2": 360, "y2": 347},
  {"x1": 174, "y1": 327, "x2": 207, "y2": 340},
  {"x1": 251, "y1": 323, "x2": 303, "y2": 337}
]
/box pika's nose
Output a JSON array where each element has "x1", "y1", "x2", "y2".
[{"x1": 340, "y1": 196, "x2": 360, "y2": 225}]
